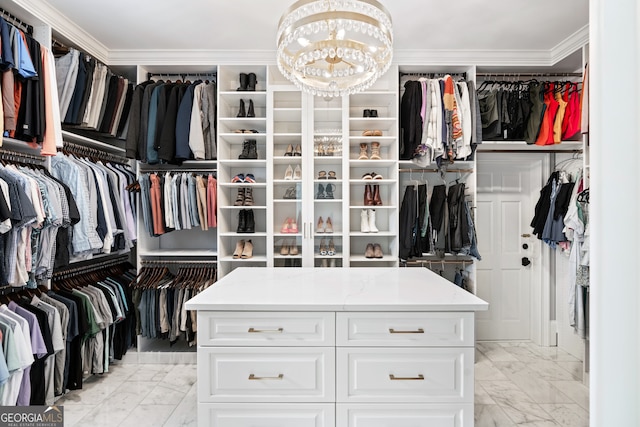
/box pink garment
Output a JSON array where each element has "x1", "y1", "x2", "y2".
[
  {"x1": 206, "y1": 175, "x2": 217, "y2": 228},
  {"x1": 39, "y1": 47, "x2": 63, "y2": 155}
]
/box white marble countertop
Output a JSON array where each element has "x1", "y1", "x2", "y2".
[{"x1": 185, "y1": 267, "x2": 489, "y2": 312}]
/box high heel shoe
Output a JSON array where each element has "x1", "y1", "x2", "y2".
[
  {"x1": 289, "y1": 218, "x2": 299, "y2": 233},
  {"x1": 328, "y1": 238, "x2": 336, "y2": 255},
  {"x1": 233, "y1": 240, "x2": 245, "y2": 258},
  {"x1": 284, "y1": 165, "x2": 293, "y2": 180},
  {"x1": 293, "y1": 165, "x2": 302, "y2": 180},
  {"x1": 289, "y1": 242, "x2": 299, "y2": 255},
  {"x1": 284, "y1": 144, "x2": 294, "y2": 156},
  {"x1": 316, "y1": 216, "x2": 325, "y2": 233},
  {"x1": 281, "y1": 218, "x2": 291, "y2": 233},
  {"x1": 325, "y1": 217, "x2": 334, "y2": 233},
  {"x1": 294, "y1": 144, "x2": 302, "y2": 156},
  {"x1": 241, "y1": 239, "x2": 254, "y2": 258},
  {"x1": 283, "y1": 186, "x2": 296, "y2": 199},
  {"x1": 319, "y1": 238, "x2": 327, "y2": 256},
  {"x1": 317, "y1": 170, "x2": 327, "y2": 179},
  {"x1": 280, "y1": 239, "x2": 290, "y2": 255},
  {"x1": 237, "y1": 99, "x2": 246, "y2": 117}
]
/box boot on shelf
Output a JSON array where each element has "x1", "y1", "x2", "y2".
[
  {"x1": 237, "y1": 99, "x2": 246, "y2": 117},
  {"x1": 233, "y1": 240, "x2": 245, "y2": 258},
  {"x1": 247, "y1": 99, "x2": 255, "y2": 117},
  {"x1": 237, "y1": 73, "x2": 248, "y2": 91},
  {"x1": 247, "y1": 73, "x2": 257, "y2": 91},
  {"x1": 367, "y1": 208, "x2": 379, "y2": 232},
  {"x1": 360, "y1": 209, "x2": 370, "y2": 233},
  {"x1": 238, "y1": 139, "x2": 251, "y2": 159},
  {"x1": 241, "y1": 239, "x2": 253, "y2": 258},
  {"x1": 316, "y1": 183, "x2": 326, "y2": 200},
  {"x1": 370, "y1": 141, "x2": 381, "y2": 160},
  {"x1": 364, "y1": 184, "x2": 374, "y2": 206},
  {"x1": 244, "y1": 209, "x2": 255, "y2": 233},
  {"x1": 358, "y1": 142, "x2": 369, "y2": 160},
  {"x1": 373, "y1": 184, "x2": 382, "y2": 206},
  {"x1": 234, "y1": 187, "x2": 245, "y2": 206},
  {"x1": 243, "y1": 187, "x2": 254, "y2": 206},
  {"x1": 246, "y1": 139, "x2": 258, "y2": 159},
  {"x1": 237, "y1": 209, "x2": 247, "y2": 233}
]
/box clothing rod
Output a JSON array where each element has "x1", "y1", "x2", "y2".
[
  {"x1": 403, "y1": 259, "x2": 473, "y2": 265},
  {"x1": 61, "y1": 130, "x2": 126, "y2": 156},
  {"x1": 0, "y1": 7, "x2": 34, "y2": 35},
  {"x1": 476, "y1": 72, "x2": 582, "y2": 78},
  {"x1": 399, "y1": 168, "x2": 474, "y2": 173},
  {"x1": 62, "y1": 141, "x2": 130, "y2": 164},
  {"x1": 52, "y1": 255, "x2": 130, "y2": 278},
  {"x1": 141, "y1": 260, "x2": 218, "y2": 265},
  {"x1": 147, "y1": 72, "x2": 217, "y2": 81},
  {"x1": 480, "y1": 149, "x2": 583, "y2": 154},
  {"x1": 400, "y1": 72, "x2": 466, "y2": 77},
  {"x1": 0, "y1": 148, "x2": 45, "y2": 162},
  {"x1": 140, "y1": 169, "x2": 217, "y2": 174}
]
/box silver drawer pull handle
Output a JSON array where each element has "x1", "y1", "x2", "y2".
[
  {"x1": 249, "y1": 374, "x2": 284, "y2": 380},
  {"x1": 389, "y1": 328, "x2": 424, "y2": 334},
  {"x1": 389, "y1": 374, "x2": 425, "y2": 381},
  {"x1": 248, "y1": 327, "x2": 284, "y2": 333}
]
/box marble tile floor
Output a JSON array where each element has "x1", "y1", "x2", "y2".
[{"x1": 56, "y1": 341, "x2": 589, "y2": 426}]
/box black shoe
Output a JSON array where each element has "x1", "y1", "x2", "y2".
[
  {"x1": 363, "y1": 109, "x2": 371, "y2": 117},
  {"x1": 370, "y1": 109, "x2": 378, "y2": 117},
  {"x1": 325, "y1": 183, "x2": 335, "y2": 199},
  {"x1": 239, "y1": 139, "x2": 251, "y2": 159},
  {"x1": 237, "y1": 99, "x2": 246, "y2": 117},
  {"x1": 244, "y1": 209, "x2": 255, "y2": 233},
  {"x1": 316, "y1": 183, "x2": 326, "y2": 199},
  {"x1": 237, "y1": 73, "x2": 248, "y2": 91},
  {"x1": 246, "y1": 139, "x2": 258, "y2": 159},
  {"x1": 247, "y1": 73, "x2": 257, "y2": 91},
  {"x1": 237, "y1": 209, "x2": 247, "y2": 233},
  {"x1": 247, "y1": 99, "x2": 255, "y2": 117}
]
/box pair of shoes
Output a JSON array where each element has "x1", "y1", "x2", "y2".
[
  {"x1": 363, "y1": 109, "x2": 379, "y2": 117},
  {"x1": 282, "y1": 186, "x2": 297, "y2": 199},
  {"x1": 358, "y1": 142, "x2": 382, "y2": 160},
  {"x1": 234, "y1": 187, "x2": 254, "y2": 206},
  {"x1": 238, "y1": 139, "x2": 258, "y2": 159},
  {"x1": 320, "y1": 258, "x2": 337, "y2": 267},
  {"x1": 237, "y1": 209, "x2": 255, "y2": 233},
  {"x1": 284, "y1": 165, "x2": 302, "y2": 180},
  {"x1": 319, "y1": 238, "x2": 336, "y2": 256},
  {"x1": 237, "y1": 99, "x2": 256, "y2": 117},
  {"x1": 280, "y1": 218, "x2": 299, "y2": 233},
  {"x1": 233, "y1": 239, "x2": 254, "y2": 258},
  {"x1": 284, "y1": 144, "x2": 302, "y2": 156},
  {"x1": 364, "y1": 184, "x2": 383, "y2": 206},
  {"x1": 232, "y1": 173, "x2": 256, "y2": 183},
  {"x1": 317, "y1": 170, "x2": 337, "y2": 179},
  {"x1": 280, "y1": 239, "x2": 300, "y2": 256},
  {"x1": 365, "y1": 243, "x2": 383, "y2": 258},
  {"x1": 315, "y1": 141, "x2": 339, "y2": 156},
  {"x1": 237, "y1": 72, "x2": 257, "y2": 91},
  {"x1": 360, "y1": 209, "x2": 379, "y2": 233},
  {"x1": 233, "y1": 129, "x2": 259, "y2": 134},
  {"x1": 316, "y1": 216, "x2": 334, "y2": 233},
  {"x1": 362, "y1": 129, "x2": 383, "y2": 137},
  {"x1": 316, "y1": 183, "x2": 335, "y2": 199},
  {"x1": 362, "y1": 171, "x2": 383, "y2": 180}
]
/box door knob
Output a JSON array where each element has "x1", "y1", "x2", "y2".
[
  {"x1": 521, "y1": 257, "x2": 531, "y2": 267},
  {"x1": 522, "y1": 243, "x2": 529, "y2": 250}
]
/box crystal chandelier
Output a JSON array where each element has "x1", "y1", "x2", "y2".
[{"x1": 277, "y1": 0, "x2": 393, "y2": 97}]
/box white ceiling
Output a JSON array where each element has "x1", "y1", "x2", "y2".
[{"x1": 45, "y1": 0, "x2": 588, "y2": 51}]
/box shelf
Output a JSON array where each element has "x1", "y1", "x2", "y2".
[
  {"x1": 273, "y1": 232, "x2": 303, "y2": 238},
  {"x1": 218, "y1": 133, "x2": 266, "y2": 141},
  {"x1": 314, "y1": 179, "x2": 342, "y2": 183},
  {"x1": 350, "y1": 205, "x2": 396, "y2": 209},
  {"x1": 349, "y1": 255, "x2": 394, "y2": 262},
  {"x1": 273, "y1": 108, "x2": 302, "y2": 122},
  {"x1": 219, "y1": 91, "x2": 267, "y2": 96},
  {"x1": 273, "y1": 134, "x2": 304, "y2": 144},
  {"x1": 349, "y1": 231, "x2": 397, "y2": 237},
  {"x1": 349, "y1": 136, "x2": 396, "y2": 142},
  {"x1": 219, "y1": 232, "x2": 268, "y2": 237},
  {"x1": 273, "y1": 199, "x2": 302, "y2": 203},
  {"x1": 218, "y1": 183, "x2": 267, "y2": 188},
  {"x1": 398, "y1": 160, "x2": 475, "y2": 170},
  {"x1": 314, "y1": 198, "x2": 343, "y2": 202},
  {"x1": 273, "y1": 254, "x2": 303, "y2": 259},
  {"x1": 219, "y1": 256, "x2": 268, "y2": 262},
  {"x1": 273, "y1": 156, "x2": 303, "y2": 165},
  {"x1": 218, "y1": 159, "x2": 267, "y2": 167},
  {"x1": 138, "y1": 249, "x2": 218, "y2": 257},
  {"x1": 476, "y1": 141, "x2": 583, "y2": 152},
  {"x1": 218, "y1": 118, "x2": 267, "y2": 129},
  {"x1": 349, "y1": 179, "x2": 397, "y2": 184},
  {"x1": 349, "y1": 118, "x2": 397, "y2": 129},
  {"x1": 349, "y1": 159, "x2": 397, "y2": 167},
  {"x1": 273, "y1": 179, "x2": 303, "y2": 184},
  {"x1": 313, "y1": 156, "x2": 344, "y2": 163},
  {"x1": 219, "y1": 205, "x2": 267, "y2": 210}
]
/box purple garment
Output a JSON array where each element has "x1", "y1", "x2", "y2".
[{"x1": 8, "y1": 301, "x2": 47, "y2": 406}]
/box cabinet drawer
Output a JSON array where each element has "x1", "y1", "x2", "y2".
[
  {"x1": 198, "y1": 312, "x2": 335, "y2": 346},
  {"x1": 199, "y1": 403, "x2": 335, "y2": 427},
  {"x1": 336, "y1": 404, "x2": 472, "y2": 427},
  {"x1": 198, "y1": 347, "x2": 335, "y2": 402},
  {"x1": 336, "y1": 312, "x2": 473, "y2": 347},
  {"x1": 336, "y1": 347, "x2": 474, "y2": 403}
]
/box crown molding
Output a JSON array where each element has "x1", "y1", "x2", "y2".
[
  {"x1": 551, "y1": 24, "x2": 589, "y2": 65},
  {"x1": 11, "y1": 0, "x2": 109, "y2": 63},
  {"x1": 108, "y1": 50, "x2": 279, "y2": 66},
  {"x1": 391, "y1": 49, "x2": 551, "y2": 67}
]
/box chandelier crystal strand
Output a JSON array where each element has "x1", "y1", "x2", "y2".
[{"x1": 277, "y1": 0, "x2": 393, "y2": 97}]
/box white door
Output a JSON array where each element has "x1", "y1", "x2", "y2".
[{"x1": 475, "y1": 153, "x2": 546, "y2": 341}]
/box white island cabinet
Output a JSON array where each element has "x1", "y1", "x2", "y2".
[{"x1": 185, "y1": 267, "x2": 489, "y2": 427}]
